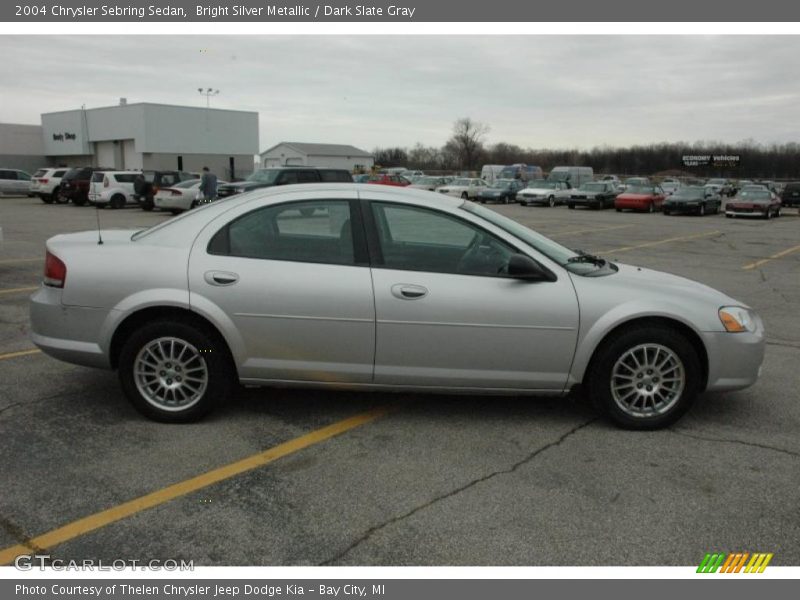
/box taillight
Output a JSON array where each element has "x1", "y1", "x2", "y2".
[
  {"x1": 44, "y1": 251, "x2": 67, "y2": 288},
  {"x1": 40, "y1": 178, "x2": 49, "y2": 184},
  {"x1": 103, "y1": 176, "x2": 109, "y2": 188}
]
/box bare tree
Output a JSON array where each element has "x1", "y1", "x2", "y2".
[{"x1": 447, "y1": 118, "x2": 490, "y2": 171}]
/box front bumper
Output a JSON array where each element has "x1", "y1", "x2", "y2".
[
  {"x1": 702, "y1": 319, "x2": 765, "y2": 392},
  {"x1": 29, "y1": 286, "x2": 112, "y2": 369},
  {"x1": 725, "y1": 208, "x2": 767, "y2": 217},
  {"x1": 664, "y1": 203, "x2": 702, "y2": 213}
]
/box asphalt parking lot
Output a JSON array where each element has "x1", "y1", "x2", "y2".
[{"x1": 1, "y1": 195, "x2": 798, "y2": 567}]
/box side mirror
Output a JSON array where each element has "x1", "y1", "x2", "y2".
[{"x1": 507, "y1": 254, "x2": 553, "y2": 281}]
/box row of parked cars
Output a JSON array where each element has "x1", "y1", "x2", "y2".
[{"x1": 9, "y1": 165, "x2": 800, "y2": 222}]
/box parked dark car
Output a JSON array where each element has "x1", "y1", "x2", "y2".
[
  {"x1": 133, "y1": 170, "x2": 195, "y2": 211},
  {"x1": 780, "y1": 182, "x2": 800, "y2": 208},
  {"x1": 476, "y1": 179, "x2": 525, "y2": 204},
  {"x1": 59, "y1": 167, "x2": 112, "y2": 206},
  {"x1": 216, "y1": 167, "x2": 353, "y2": 199},
  {"x1": 567, "y1": 181, "x2": 619, "y2": 210},
  {"x1": 662, "y1": 186, "x2": 721, "y2": 216}
]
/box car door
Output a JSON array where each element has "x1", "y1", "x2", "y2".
[
  {"x1": 363, "y1": 193, "x2": 579, "y2": 391},
  {"x1": 0, "y1": 170, "x2": 12, "y2": 195},
  {"x1": 188, "y1": 190, "x2": 376, "y2": 383}
]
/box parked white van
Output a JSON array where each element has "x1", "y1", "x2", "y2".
[
  {"x1": 547, "y1": 166, "x2": 594, "y2": 188},
  {"x1": 88, "y1": 171, "x2": 140, "y2": 209},
  {"x1": 480, "y1": 165, "x2": 506, "y2": 184}
]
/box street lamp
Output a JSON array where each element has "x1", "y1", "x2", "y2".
[{"x1": 198, "y1": 87, "x2": 219, "y2": 108}]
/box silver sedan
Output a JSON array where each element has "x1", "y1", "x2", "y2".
[{"x1": 30, "y1": 184, "x2": 765, "y2": 429}]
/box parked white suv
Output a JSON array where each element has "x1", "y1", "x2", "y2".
[
  {"x1": 31, "y1": 167, "x2": 70, "y2": 203},
  {"x1": 88, "y1": 171, "x2": 141, "y2": 209}
]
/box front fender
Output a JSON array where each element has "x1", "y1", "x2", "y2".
[{"x1": 569, "y1": 299, "x2": 709, "y2": 385}]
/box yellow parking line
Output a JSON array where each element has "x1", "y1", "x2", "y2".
[
  {"x1": 600, "y1": 230, "x2": 721, "y2": 254},
  {"x1": 742, "y1": 243, "x2": 800, "y2": 270},
  {"x1": 0, "y1": 257, "x2": 40, "y2": 265},
  {"x1": 550, "y1": 224, "x2": 634, "y2": 237},
  {"x1": 0, "y1": 406, "x2": 390, "y2": 565},
  {"x1": 0, "y1": 349, "x2": 41, "y2": 361},
  {"x1": 0, "y1": 286, "x2": 38, "y2": 296}
]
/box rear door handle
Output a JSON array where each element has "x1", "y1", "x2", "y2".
[
  {"x1": 205, "y1": 271, "x2": 239, "y2": 286},
  {"x1": 391, "y1": 284, "x2": 428, "y2": 300}
]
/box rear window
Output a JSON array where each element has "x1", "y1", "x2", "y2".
[
  {"x1": 63, "y1": 169, "x2": 84, "y2": 180},
  {"x1": 114, "y1": 173, "x2": 139, "y2": 183},
  {"x1": 34, "y1": 169, "x2": 48, "y2": 177},
  {"x1": 53, "y1": 170, "x2": 68, "y2": 177},
  {"x1": 91, "y1": 172, "x2": 106, "y2": 183}
]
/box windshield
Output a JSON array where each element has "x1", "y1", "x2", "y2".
[
  {"x1": 461, "y1": 202, "x2": 612, "y2": 275},
  {"x1": 671, "y1": 187, "x2": 704, "y2": 200},
  {"x1": 739, "y1": 190, "x2": 771, "y2": 201},
  {"x1": 246, "y1": 170, "x2": 281, "y2": 184},
  {"x1": 173, "y1": 178, "x2": 201, "y2": 189},
  {"x1": 527, "y1": 181, "x2": 557, "y2": 189},
  {"x1": 491, "y1": 180, "x2": 513, "y2": 189},
  {"x1": 626, "y1": 185, "x2": 655, "y2": 194}
]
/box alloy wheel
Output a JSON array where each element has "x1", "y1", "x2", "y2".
[{"x1": 610, "y1": 343, "x2": 685, "y2": 418}]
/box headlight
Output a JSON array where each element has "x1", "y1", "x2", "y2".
[{"x1": 719, "y1": 306, "x2": 756, "y2": 333}]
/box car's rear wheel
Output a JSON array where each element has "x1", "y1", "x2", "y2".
[
  {"x1": 119, "y1": 320, "x2": 233, "y2": 422},
  {"x1": 40, "y1": 194, "x2": 54, "y2": 204},
  {"x1": 461, "y1": 192, "x2": 469, "y2": 200},
  {"x1": 141, "y1": 197, "x2": 154, "y2": 211},
  {"x1": 586, "y1": 325, "x2": 701, "y2": 430},
  {"x1": 567, "y1": 203, "x2": 575, "y2": 209},
  {"x1": 548, "y1": 196, "x2": 555, "y2": 207},
  {"x1": 110, "y1": 194, "x2": 126, "y2": 209}
]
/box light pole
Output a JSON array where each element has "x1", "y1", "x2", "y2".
[{"x1": 198, "y1": 87, "x2": 219, "y2": 108}]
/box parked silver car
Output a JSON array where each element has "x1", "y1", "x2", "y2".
[{"x1": 30, "y1": 185, "x2": 765, "y2": 428}]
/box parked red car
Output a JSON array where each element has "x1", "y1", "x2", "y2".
[
  {"x1": 366, "y1": 174, "x2": 411, "y2": 187},
  {"x1": 615, "y1": 185, "x2": 666, "y2": 213}
]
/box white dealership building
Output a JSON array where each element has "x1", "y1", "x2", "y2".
[{"x1": 40, "y1": 101, "x2": 259, "y2": 179}]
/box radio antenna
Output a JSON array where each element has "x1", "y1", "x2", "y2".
[{"x1": 95, "y1": 202, "x2": 104, "y2": 245}]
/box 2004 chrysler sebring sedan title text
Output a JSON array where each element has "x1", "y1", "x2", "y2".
[{"x1": 29, "y1": 184, "x2": 765, "y2": 429}]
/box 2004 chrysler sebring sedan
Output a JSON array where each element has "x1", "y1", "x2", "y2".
[{"x1": 30, "y1": 184, "x2": 765, "y2": 429}]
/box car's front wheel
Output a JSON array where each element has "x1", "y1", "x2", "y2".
[
  {"x1": 586, "y1": 324, "x2": 701, "y2": 430},
  {"x1": 119, "y1": 320, "x2": 233, "y2": 422}
]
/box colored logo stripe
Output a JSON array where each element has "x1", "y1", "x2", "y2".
[{"x1": 697, "y1": 552, "x2": 773, "y2": 573}]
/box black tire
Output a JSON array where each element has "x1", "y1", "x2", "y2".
[
  {"x1": 615, "y1": 208, "x2": 622, "y2": 212},
  {"x1": 764, "y1": 208, "x2": 771, "y2": 220},
  {"x1": 548, "y1": 196, "x2": 555, "y2": 207},
  {"x1": 190, "y1": 200, "x2": 198, "y2": 209},
  {"x1": 663, "y1": 208, "x2": 670, "y2": 216},
  {"x1": 109, "y1": 194, "x2": 126, "y2": 210},
  {"x1": 118, "y1": 320, "x2": 233, "y2": 423},
  {"x1": 567, "y1": 203, "x2": 575, "y2": 210},
  {"x1": 699, "y1": 204, "x2": 706, "y2": 216},
  {"x1": 141, "y1": 197, "x2": 154, "y2": 211},
  {"x1": 169, "y1": 209, "x2": 182, "y2": 215},
  {"x1": 72, "y1": 195, "x2": 87, "y2": 207},
  {"x1": 726, "y1": 213, "x2": 733, "y2": 218},
  {"x1": 776, "y1": 208, "x2": 781, "y2": 218},
  {"x1": 586, "y1": 324, "x2": 701, "y2": 430},
  {"x1": 40, "y1": 194, "x2": 54, "y2": 204},
  {"x1": 461, "y1": 192, "x2": 469, "y2": 200},
  {"x1": 648, "y1": 202, "x2": 655, "y2": 213}
]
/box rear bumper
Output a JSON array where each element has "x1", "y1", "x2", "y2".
[
  {"x1": 29, "y1": 286, "x2": 112, "y2": 369},
  {"x1": 153, "y1": 195, "x2": 190, "y2": 210}
]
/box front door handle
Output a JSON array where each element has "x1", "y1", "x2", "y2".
[
  {"x1": 391, "y1": 284, "x2": 428, "y2": 300},
  {"x1": 205, "y1": 271, "x2": 239, "y2": 286}
]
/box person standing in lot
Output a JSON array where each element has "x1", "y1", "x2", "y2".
[{"x1": 199, "y1": 166, "x2": 218, "y2": 203}]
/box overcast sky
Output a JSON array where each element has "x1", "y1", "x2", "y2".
[{"x1": 2, "y1": 35, "x2": 799, "y2": 152}]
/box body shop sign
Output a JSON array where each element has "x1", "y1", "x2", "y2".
[{"x1": 682, "y1": 154, "x2": 740, "y2": 167}]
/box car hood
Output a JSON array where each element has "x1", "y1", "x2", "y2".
[
  {"x1": 609, "y1": 263, "x2": 740, "y2": 306},
  {"x1": 617, "y1": 193, "x2": 654, "y2": 200}
]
